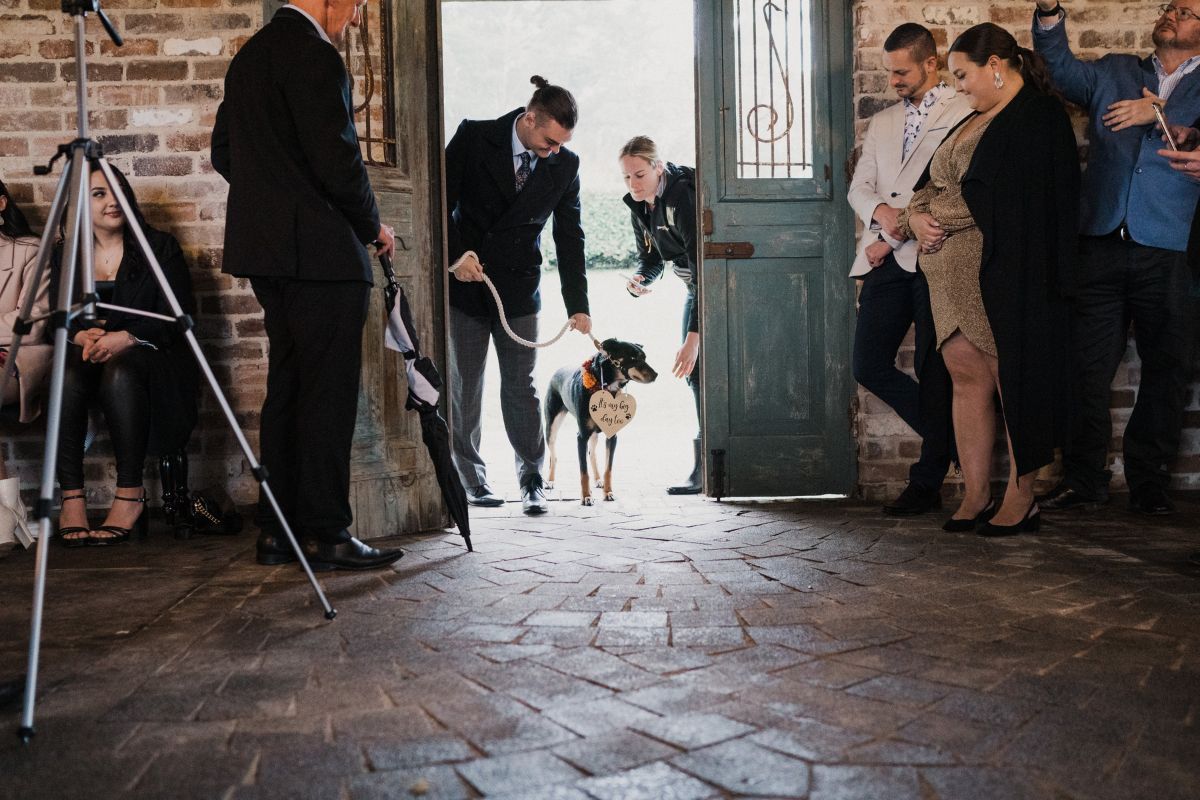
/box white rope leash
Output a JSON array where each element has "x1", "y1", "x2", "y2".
[{"x1": 450, "y1": 251, "x2": 588, "y2": 350}]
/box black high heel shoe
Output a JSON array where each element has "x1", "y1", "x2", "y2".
[
  {"x1": 57, "y1": 493, "x2": 91, "y2": 548},
  {"x1": 977, "y1": 502, "x2": 1040, "y2": 537},
  {"x1": 90, "y1": 491, "x2": 147, "y2": 546},
  {"x1": 942, "y1": 499, "x2": 996, "y2": 532}
]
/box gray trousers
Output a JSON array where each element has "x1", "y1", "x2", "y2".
[{"x1": 449, "y1": 307, "x2": 544, "y2": 488}]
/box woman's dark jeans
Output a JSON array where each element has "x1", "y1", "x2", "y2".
[{"x1": 57, "y1": 344, "x2": 158, "y2": 490}]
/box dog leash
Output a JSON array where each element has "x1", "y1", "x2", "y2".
[{"x1": 450, "y1": 252, "x2": 605, "y2": 353}]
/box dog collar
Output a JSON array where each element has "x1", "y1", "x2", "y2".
[{"x1": 581, "y1": 359, "x2": 603, "y2": 394}]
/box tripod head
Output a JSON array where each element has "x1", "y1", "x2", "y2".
[{"x1": 61, "y1": 0, "x2": 122, "y2": 47}]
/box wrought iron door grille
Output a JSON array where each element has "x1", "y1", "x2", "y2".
[
  {"x1": 344, "y1": 0, "x2": 398, "y2": 168},
  {"x1": 733, "y1": 0, "x2": 814, "y2": 179}
]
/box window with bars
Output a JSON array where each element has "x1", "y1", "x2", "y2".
[
  {"x1": 733, "y1": 0, "x2": 814, "y2": 179},
  {"x1": 343, "y1": 0, "x2": 398, "y2": 168}
]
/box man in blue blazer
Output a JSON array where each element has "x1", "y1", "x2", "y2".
[
  {"x1": 446, "y1": 78, "x2": 592, "y2": 514},
  {"x1": 1032, "y1": 1, "x2": 1200, "y2": 515}
]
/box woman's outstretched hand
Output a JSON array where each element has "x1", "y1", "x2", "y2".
[{"x1": 674, "y1": 331, "x2": 700, "y2": 379}]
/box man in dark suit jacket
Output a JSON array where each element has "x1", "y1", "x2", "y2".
[
  {"x1": 211, "y1": 0, "x2": 402, "y2": 570},
  {"x1": 446, "y1": 77, "x2": 592, "y2": 515}
]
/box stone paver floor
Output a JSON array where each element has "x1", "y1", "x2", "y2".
[{"x1": 1, "y1": 492, "x2": 1198, "y2": 799}]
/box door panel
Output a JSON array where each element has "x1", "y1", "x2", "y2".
[{"x1": 698, "y1": 0, "x2": 854, "y2": 497}]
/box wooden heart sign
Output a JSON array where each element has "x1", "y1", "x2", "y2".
[{"x1": 588, "y1": 389, "x2": 638, "y2": 437}]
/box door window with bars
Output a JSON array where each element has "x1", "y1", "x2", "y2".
[{"x1": 733, "y1": 0, "x2": 814, "y2": 180}]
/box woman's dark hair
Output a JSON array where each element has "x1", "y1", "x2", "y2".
[
  {"x1": 87, "y1": 162, "x2": 154, "y2": 279},
  {"x1": 0, "y1": 178, "x2": 35, "y2": 240},
  {"x1": 527, "y1": 75, "x2": 578, "y2": 130},
  {"x1": 949, "y1": 23, "x2": 1057, "y2": 97}
]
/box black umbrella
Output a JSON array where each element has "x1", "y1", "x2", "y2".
[{"x1": 380, "y1": 253, "x2": 472, "y2": 552}]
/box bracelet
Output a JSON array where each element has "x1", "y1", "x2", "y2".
[{"x1": 1035, "y1": 3, "x2": 1063, "y2": 18}]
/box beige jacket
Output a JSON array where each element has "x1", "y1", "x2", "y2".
[
  {"x1": 0, "y1": 235, "x2": 52, "y2": 423},
  {"x1": 847, "y1": 89, "x2": 972, "y2": 278}
]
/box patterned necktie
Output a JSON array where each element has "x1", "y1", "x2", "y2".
[{"x1": 515, "y1": 151, "x2": 532, "y2": 193}]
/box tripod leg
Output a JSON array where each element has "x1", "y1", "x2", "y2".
[
  {"x1": 19, "y1": 148, "x2": 90, "y2": 743},
  {"x1": 92, "y1": 159, "x2": 337, "y2": 620}
]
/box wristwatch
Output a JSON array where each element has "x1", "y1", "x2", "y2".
[{"x1": 1036, "y1": 3, "x2": 1063, "y2": 17}]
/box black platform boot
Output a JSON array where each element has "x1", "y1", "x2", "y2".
[
  {"x1": 160, "y1": 451, "x2": 193, "y2": 538},
  {"x1": 667, "y1": 438, "x2": 704, "y2": 495}
]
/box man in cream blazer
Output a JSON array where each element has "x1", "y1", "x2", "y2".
[{"x1": 847, "y1": 23, "x2": 971, "y2": 516}]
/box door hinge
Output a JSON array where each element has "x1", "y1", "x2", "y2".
[
  {"x1": 703, "y1": 242, "x2": 755, "y2": 259},
  {"x1": 702, "y1": 208, "x2": 713, "y2": 237},
  {"x1": 710, "y1": 449, "x2": 726, "y2": 501}
]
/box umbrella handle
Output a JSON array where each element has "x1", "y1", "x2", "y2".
[{"x1": 376, "y1": 249, "x2": 400, "y2": 294}]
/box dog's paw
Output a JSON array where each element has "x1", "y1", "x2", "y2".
[
  {"x1": 544, "y1": 481, "x2": 555, "y2": 491},
  {"x1": 581, "y1": 496, "x2": 594, "y2": 507},
  {"x1": 593, "y1": 479, "x2": 603, "y2": 489},
  {"x1": 604, "y1": 492, "x2": 615, "y2": 502}
]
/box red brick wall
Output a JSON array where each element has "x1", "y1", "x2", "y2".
[
  {"x1": 0, "y1": 0, "x2": 263, "y2": 507},
  {"x1": 850, "y1": 1, "x2": 1200, "y2": 500}
]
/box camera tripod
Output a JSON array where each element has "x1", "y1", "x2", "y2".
[{"x1": 3, "y1": 1, "x2": 336, "y2": 744}]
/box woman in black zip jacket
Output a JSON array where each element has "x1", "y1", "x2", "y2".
[{"x1": 620, "y1": 136, "x2": 702, "y2": 494}]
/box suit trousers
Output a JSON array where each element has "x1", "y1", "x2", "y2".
[
  {"x1": 449, "y1": 307, "x2": 544, "y2": 488},
  {"x1": 852, "y1": 255, "x2": 952, "y2": 490},
  {"x1": 251, "y1": 277, "x2": 369, "y2": 542},
  {"x1": 1063, "y1": 236, "x2": 1197, "y2": 495}
]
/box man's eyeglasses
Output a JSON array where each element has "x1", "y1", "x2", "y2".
[{"x1": 1160, "y1": 4, "x2": 1200, "y2": 22}]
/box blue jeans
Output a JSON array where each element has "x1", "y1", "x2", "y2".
[{"x1": 852, "y1": 255, "x2": 951, "y2": 490}]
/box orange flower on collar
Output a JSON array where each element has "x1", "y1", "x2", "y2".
[{"x1": 581, "y1": 359, "x2": 599, "y2": 391}]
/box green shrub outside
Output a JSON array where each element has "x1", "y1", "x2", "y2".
[{"x1": 542, "y1": 190, "x2": 641, "y2": 272}]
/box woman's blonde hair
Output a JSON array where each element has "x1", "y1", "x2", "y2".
[{"x1": 618, "y1": 135, "x2": 661, "y2": 167}]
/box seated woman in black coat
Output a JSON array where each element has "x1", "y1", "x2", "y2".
[
  {"x1": 619, "y1": 136, "x2": 703, "y2": 494},
  {"x1": 55, "y1": 164, "x2": 198, "y2": 546}
]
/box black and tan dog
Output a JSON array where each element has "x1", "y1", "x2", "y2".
[{"x1": 545, "y1": 339, "x2": 658, "y2": 505}]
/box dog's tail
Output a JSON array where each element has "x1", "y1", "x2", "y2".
[{"x1": 543, "y1": 380, "x2": 566, "y2": 445}]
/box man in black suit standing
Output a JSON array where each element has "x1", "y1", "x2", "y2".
[
  {"x1": 446, "y1": 77, "x2": 592, "y2": 515},
  {"x1": 211, "y1": 0, "x2": 403, "y2": 570}
]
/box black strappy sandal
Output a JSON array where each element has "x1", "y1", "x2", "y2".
[
  {"x1": 90, "y1": 491, "x2": 147, "y2": 546},
  {"x1": 57, "y1": 493, "x2": 91, "y2": 548}
]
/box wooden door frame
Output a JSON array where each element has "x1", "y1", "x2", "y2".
[{"x1": 428, "y1": 0, "x2": 856, "y2": 498}]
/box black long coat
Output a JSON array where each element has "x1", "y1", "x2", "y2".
[
  {"x1": 959, "y1": 84, "x2": 1081, "y2": 476},
  {"x1": 445, "y1": 108, "x2": 588, "y2": 319}
]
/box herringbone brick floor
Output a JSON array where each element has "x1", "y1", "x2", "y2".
[{"x1": 1, "y1": 493, "x2": 1197, "y2": 799}]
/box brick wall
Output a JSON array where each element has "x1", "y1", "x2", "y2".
[
  {"x1": 0, "y1": 0, "x2": 263, "y2": 507},
  {"x1": 850, "y1": 0, "x2": 1200, "y2": 501}
]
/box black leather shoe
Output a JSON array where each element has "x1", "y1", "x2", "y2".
[
  {"x1": 1129, "y1": 484, "x2": 1175, "y2": 516},
  {"x1": 521, "y1": 475, "x2": 549, "y2": 515},
  {"x1": 466, "y1": 484, "x2": 505, "y2": 507},
  {"x1": 256, "y1": 528, "x2": 298, "y2": 566},
  {"x1": 1036, "y1": 483, "x2": 1107, "y2": 512},
  {"x1": 882, "y1": 483, "x2": 942, "y2": 516},
  {"x1": 305, "y1": 534, "x2": 404, "y2": 571}
]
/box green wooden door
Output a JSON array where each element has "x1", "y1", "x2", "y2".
[{"x1": 697, "y1": 0, "x2": 855, "y2": 497}]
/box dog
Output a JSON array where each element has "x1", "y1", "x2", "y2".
[{"x1": 545, "y1": 338, "x2": 658, "y2": 505}]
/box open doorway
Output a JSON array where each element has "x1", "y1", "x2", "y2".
[{"x1": 440, "y1": 0, "x2": 700, "y2": 502}]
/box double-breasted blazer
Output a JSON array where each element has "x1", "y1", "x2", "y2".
[
  {"x1": 0, "y1": 235, "x2": 52, "y2": 423},
  {"x1": 446, "y1": 108, "x2": 588, "y2": 319},
  {"x1": 211, "y1": 6, "x2": 380, "y2": 283}
]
